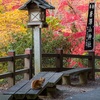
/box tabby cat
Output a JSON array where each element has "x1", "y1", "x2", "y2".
[{"x1": 31, "y1": 77, "x2": 45, "y2": 89}]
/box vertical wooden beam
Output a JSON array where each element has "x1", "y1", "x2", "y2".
[
  {"x1": 46, "y1": 86, "x2": 57, "y2": 98},
  {"x1": 24, "y1": 48, "x2": 33, "y2": 80},
  {"x1": 79, "y1": 72, "x2": 88, "y2": 84},
  {"x1": 56, "y1": 48, "x2": 63, "y2": 72},
  {"x1": 8, "y1": 50, "x2": 15, "y2": 87},
  {"x1": 33, "y1": 27, "x2": 42, "y2": 75},
  {"x1": 88, "y1": 51, "x2": 95, "y2": 80},
  {"x1": 62, "y1": 76, "x2": 71, "y2": 85}
]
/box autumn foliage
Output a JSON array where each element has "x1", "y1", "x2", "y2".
[
  {"x1": 0, "y1": 0, "x2": 28, "y2": 56},
  {"x1": 47, "y1": 0, "x2": 100, "y2": 55},
  {"x1": 0, "y1": 0, "x2": 100, "y2": 68},
  {"x1": 45, "y1": 0, "x2": 100, "y2": 67}
]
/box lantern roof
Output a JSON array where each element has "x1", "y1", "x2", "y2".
[{"x1": 19, "y1": 0, "x2": 55, "y2": 10}]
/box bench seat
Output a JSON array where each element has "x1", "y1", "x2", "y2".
[
  {"x1": 61, "y1": 68, "x2": 91, "y2": 85},
  {"x1": 0, "y1": 95, "x2": 12, "y2": 100},
  {"x1": 3, "y1": 72, "x2": 63, "y2": 100},
  {"x1": 62, "y1": 68, "x2": 91, "y2": 76}
]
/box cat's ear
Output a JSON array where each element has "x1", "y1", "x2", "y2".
[
  {"x1": 39, "y1": 77, "x2": 45, "y2": 81},
  {"x1": 42, "y1": 78, "x2": 45, "y2": 81},
  {"x1": 40, "y1": 77, "x2": 42, "y2": 80}
]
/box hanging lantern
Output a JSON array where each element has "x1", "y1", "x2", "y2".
[{"x1": 19, "y1": 0, "x2": 55, "y2": 28}]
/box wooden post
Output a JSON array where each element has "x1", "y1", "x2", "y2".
[
  {"x1": 56, "y1": 48, "x2": 63, "y2": 72},
  {"x1": 33, "y1": 27, "x2": 42, "y2": 75},
  {"x1": 79, "y1": 72, "x2": 88, "y2": 84},
  {"x1": 46, "y1": 86, "x2": 57, "y2": 98},
  {"x1": 8, "y1": 50, "x2": 15, "y2": 87},
  {"x1": 24, "y1": 48, "x2": 33, "y2": 80},
  {"x1": 62, "y1": 76, "x2": 71, "y2": 85},
  {"x1": 88, "y1": 51, "x2": 95, "y2": 80}
]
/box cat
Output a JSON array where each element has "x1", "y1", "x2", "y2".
[{"x1": 31, "y1": 77, "x2": 45, "y2": 90}]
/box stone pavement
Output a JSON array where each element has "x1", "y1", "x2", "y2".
[{"x1": 66, "y1": 88, "x2": 100, "y2": 100}]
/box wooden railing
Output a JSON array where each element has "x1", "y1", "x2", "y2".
[{"x1": 0, "y1": 48, "x2": 98, "y2": 87}]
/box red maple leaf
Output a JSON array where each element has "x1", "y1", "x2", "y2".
[
  {"x1": 2, "y1": 0, "x2": 12, "y2": 4},
  {"x1": 95, "y1": 26, "x2": 100, "y2": 34},
  {"x1": 76, "y1": 4, "x2": 88, "y2": 12}
]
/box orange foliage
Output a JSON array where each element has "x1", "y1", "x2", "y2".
[
  {"x1": 1, "y1": 0, "x2": 27, "y2": 12},
  {"x1": 0, "y1": 0, "x2": 28, "y2": 56}
]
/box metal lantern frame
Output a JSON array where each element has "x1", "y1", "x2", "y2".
[{"x1": 19, "y1": 0, "x2": 55, "y2": 28}]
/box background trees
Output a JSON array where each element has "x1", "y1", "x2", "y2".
[
  {"x1": 0, "y1": 0, "x2": 29, "y2": 56},
  {"x1": 0, "y1": 0, "x2": 100, "y2": 69},
  {"x1": 47, "y1": 0, "x2": 100, "y2": 55}
]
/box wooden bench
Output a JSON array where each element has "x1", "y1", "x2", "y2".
[
  {"x1": 3, "y1": 72, "x2": 63, "y2": 100},
  {"x1": 61, "y1": 68, "x2": 91, "y2": 85},
  {"x1": 0, "y1": 95, "x2": 12, "y2": 100}
]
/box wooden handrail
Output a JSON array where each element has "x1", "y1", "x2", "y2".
[
  {"x1": 0, "y1": 69, "x2": 30, "y2": 79},
  {"x1": 0, "y1": 56, "x2": 12, "y2": 62},
  {"x1": 95, "y1": 56, "x2": 100, "y2": 59},
  {"x1": 0, "y1": 49, "x2": 99, "y2": 87},
  {"x1": 15, "y1": 54, "x2": 30, "y2": 59},
  {"x1": 15, "y1": 68, "x2": 29, "y2": 75},
  {"x1": 63, "y1": 54, "x2": 92, "y2": 59},
  {"x1": 0, "y1": 72, "x2": 13, "y2": 79},
  {"x1": 0, "y1": 54, "x2": 93, "y2": 62},
  {"x1": 42, "y1": 53, "x2": 59, "y2": 57}
]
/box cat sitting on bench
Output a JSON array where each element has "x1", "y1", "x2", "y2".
[{"x1": 31, "y1": 77, "x2": 45, "y2": 90}]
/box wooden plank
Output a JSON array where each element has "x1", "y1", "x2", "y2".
[
  {"x1": 15, "y1": 68, "x2": 29, "y2": 75},
  {"x1": 0, "y1": 57, "x2": 12, "y2": 62},
  {"x1": 63, "y1": 54, "x2": 91, "y2": 59},
  {"x1": 26, "y1": 72, "x2": 55, "y2": 99},
  {"x1": 42, "y1": 68, "x2": 73, "y2": 72},
  {"x1": 14, "y1": 72, "x2": 47, "y2": 99},
  {"x1": 0, "y1": 95, "x2": 13, "y2": 100},
  {"x1": 62, "y1": 68, "x2": 91, "y2": 76},
  {"x1": 95, "y1": 69, "x2": 100, "y2": 72},
  {"x1": 48, "y1": 72, "x2": 63, "y2": 87},
  {"x1": 3, "y1": 80, "x2": 29, "y2": 95},
  {"x1": 15, "y1": 54, "x2": 29, "y2": 59},
  {"x1": 42, "y1": 53, "x2": 59, "y2": 57},
  {"x1": 62, "y1": 68, "x2": 91, "y2": 85},
  {"x1": 0, "y1": 72, "x2": 13, "y2": 79}
]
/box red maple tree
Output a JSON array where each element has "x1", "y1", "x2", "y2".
[{"x1": 2, "y1": 0, "x2": 100, "y2": 67}]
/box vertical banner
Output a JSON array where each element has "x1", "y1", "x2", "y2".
[{"x1": 84, "y1": 3, "x2": 95, "y2": 50}]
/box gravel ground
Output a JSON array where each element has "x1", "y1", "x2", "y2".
[
  {"x1": 56, "y1": 80, "x2": 100, "y2": 100},
  {"x1": 1, "y1": 77, "x2": 100, "y2": 100},
  {"x1": 41, "y1": 77, "x2": 100, "y2": 100}
]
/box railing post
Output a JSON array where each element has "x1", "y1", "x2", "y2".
[
  {"x1": 8, "y1": 50, "x2": 15, "y2": 87},
  {"x1": 88, "y1": 51, "x2": 95, "y2": 80},
  {"x1": 24, "y1": 48, "x2": 33, "y2": 80},
  {"x1": 56, "y1": 48, "x2": 63, "y2": 72}
]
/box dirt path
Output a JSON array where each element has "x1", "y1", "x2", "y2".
[{"x1": 41, "y1": 77, "x2": 100, "y2": 100}]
